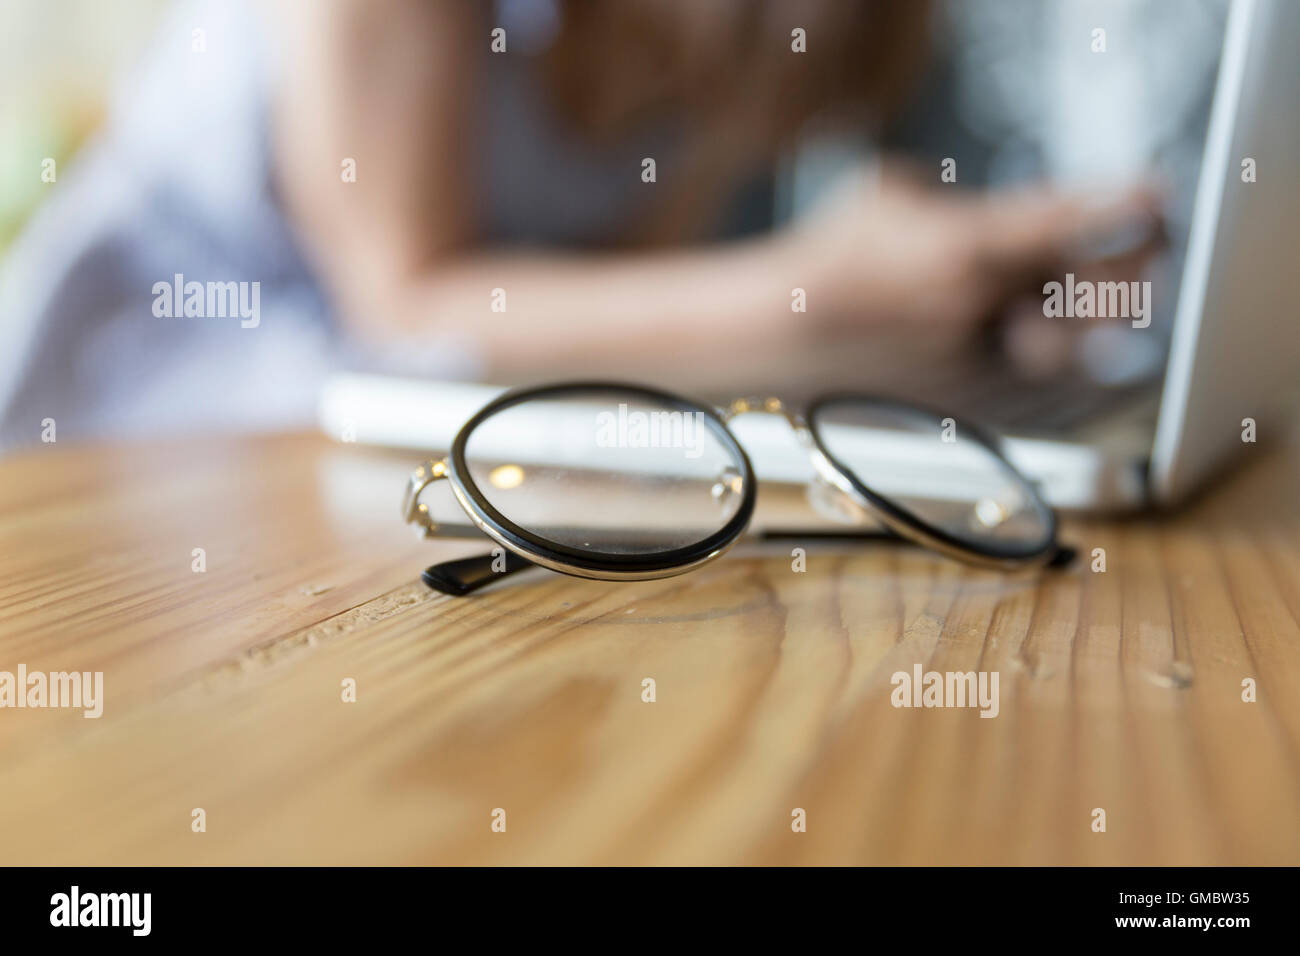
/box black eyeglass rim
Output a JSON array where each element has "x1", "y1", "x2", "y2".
[
  {"x1": 804, "y1": 392, "x2": 1059, "y2": 564},
  {"x1": 448, "y1": 381, "x2": 757, "y2": 575}
]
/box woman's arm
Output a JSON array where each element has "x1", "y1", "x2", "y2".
[
  {"x1": 266, "y1": 0, "x2": 816, "y2": 380},
  {"x1": 264, "y1": 0, "x2": 1159, "y2": 382}
]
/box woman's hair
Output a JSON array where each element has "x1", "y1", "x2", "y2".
[
  {"x1": 544, "y1": 0, "x2": 929, "y2": 139},
  {"x1": 539, "y1": 0, "x2": 932, "y2": 241}
]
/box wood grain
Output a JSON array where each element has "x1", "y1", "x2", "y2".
[{"x1": 0, "y1": 432, "x2": 1297, "y2": 864}]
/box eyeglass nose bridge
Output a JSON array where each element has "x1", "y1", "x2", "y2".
[
  {"x1": 719, "y1": 395, "x2": 870, "y2": 525},
  {"x1": 719, "y1": 395, "x2": 805, "y2": 431}
]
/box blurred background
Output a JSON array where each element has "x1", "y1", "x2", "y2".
[
  {"x1": 0, "y1": 0, "x2": 1228, "y2": 451},
  {"x1": 0, "y1": 1, "x2": 164, "y2": 251}
]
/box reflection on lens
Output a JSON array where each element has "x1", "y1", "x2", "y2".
[
  {"x1": 462, "y1": 388, "x2": 748, "y2": 556},
  {"x1": 488, "y1": 464, "x2": 526, "y2": 489},
  {"x1": 811, "y1": 398, "x2": 1052, "y2": 557}
]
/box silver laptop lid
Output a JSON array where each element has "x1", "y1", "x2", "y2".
[{"x1": 1149, "y1": 0, "x2": 1300, "y2": 504}]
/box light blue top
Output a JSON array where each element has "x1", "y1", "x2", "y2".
[{"x1": 0, "y1": 0, "x2": 741, "y2": 450}]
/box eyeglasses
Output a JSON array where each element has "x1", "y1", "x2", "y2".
[{"x1": 401, "y1": 381, "x2": 1063, "y2": 595}]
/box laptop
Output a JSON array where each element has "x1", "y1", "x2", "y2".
[{"x1": 319, "y1": 0, "x2": 1300, "y2": 517}]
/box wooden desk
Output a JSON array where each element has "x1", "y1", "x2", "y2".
[{"x1": 1, "y1": 432, "x2": 1298, "y2": 865}]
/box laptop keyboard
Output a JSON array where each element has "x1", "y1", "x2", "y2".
[
  {"x1": 884, "y1": 356, "x2": 1161, "y2": 436},
  {"x1": 959, "y1": 377, "x2": 1157, "y2": 433}
]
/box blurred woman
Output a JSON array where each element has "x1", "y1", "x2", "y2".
[{"x1": 0, "y1": 0, "x2": 1156, "y2": 446}]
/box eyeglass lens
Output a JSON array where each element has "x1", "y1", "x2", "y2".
[
  {"x1": 810, "y1": 398, "x2": 1053, "y2": 555},
  {"x1": 461, "y1": 389, "x2": 748, "y2": 556}
]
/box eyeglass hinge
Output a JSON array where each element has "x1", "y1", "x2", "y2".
[{"x1": 402, "y1": 458, "x2": 448, "y2": 538}]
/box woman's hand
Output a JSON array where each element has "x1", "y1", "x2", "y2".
[{"x1": 787, "y1": 165, "x2": 1164, "y2": 340}]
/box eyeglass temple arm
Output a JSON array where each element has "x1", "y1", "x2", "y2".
[
  {"x1": 422, "y1": 533, "x2": 1074, "y2": 598},
  {"x1": 761, "y1": 529, "x2": 1076, "y2": 568},
  {"x1": 422, "y1": 550, "x2": 536, "y2": 596}
]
